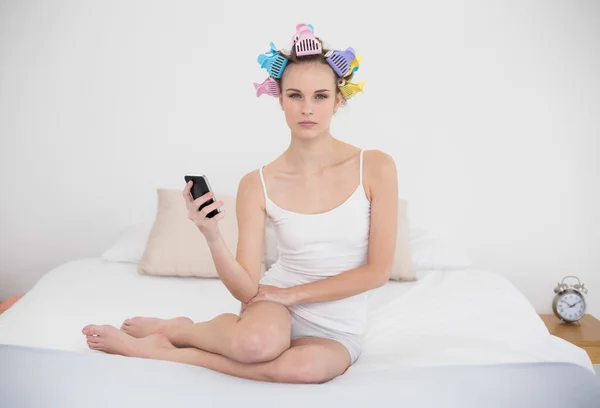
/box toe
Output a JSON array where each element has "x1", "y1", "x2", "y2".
[
  {"x1": 87, "y1": 338, "x2": 99, "y2": 348},
  {"x1": 87, "y1": 325, "x2": 110, "y2": 337}
]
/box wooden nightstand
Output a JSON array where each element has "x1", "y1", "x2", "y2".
[{"x1": 539, "y1": 314, "x2": 600, "y2": 364}]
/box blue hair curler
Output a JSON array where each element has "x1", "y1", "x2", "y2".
[{"x1": 257, "y1": 42, "x2": 289, "y2": 79}]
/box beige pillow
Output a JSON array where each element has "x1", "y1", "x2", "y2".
[
  {"x1": 389, "y1": 198, "x2": 417, "y2": 281},
  {"x1": 264, "y1": 198, "x2": 417, "y2": 281},
  {"x1": 139, "y1": 189, "x2": 415, "y2": 282},
  {"x1": 138, "y1": 189, "x2": 239, "y2": 278}
]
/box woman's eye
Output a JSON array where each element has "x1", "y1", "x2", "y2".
[{"x1": 287, "y1": 93, "x2": 327, "y2": 99}]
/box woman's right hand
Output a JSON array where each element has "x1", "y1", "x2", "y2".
[{"x1": 183, "y1": 181, "x2": 225, "y2": 242}]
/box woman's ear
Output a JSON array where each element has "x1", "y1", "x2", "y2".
[
  {"x1": 279, "y1": 95, "x2": 284, "y2": 111},
  {"x1": 335, "y1": 92, "x2": 344, "y2": 111}
]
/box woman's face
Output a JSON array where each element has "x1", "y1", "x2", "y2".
[{"x1": 279, "y1": 62, "x2": 343, "y2": 138}]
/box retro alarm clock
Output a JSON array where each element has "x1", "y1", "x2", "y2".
[{"x1": 552, "y1": 275, "x2": 588, "y2": 323}]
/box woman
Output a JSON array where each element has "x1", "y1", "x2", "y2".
[{"x1": 82, "y1": 25, "x2": 399, "y2": 384}]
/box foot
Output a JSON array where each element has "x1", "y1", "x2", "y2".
[
  {"x1": 120, "y1": 316, "x2": 193, "y2": 338},
  {"x1": 82, "y1": 324, "x2": 174, "y2": 358}
]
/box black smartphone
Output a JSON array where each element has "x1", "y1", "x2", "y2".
[{"x1": 184, "y1": 174, "x2": 220, "y2": 218}]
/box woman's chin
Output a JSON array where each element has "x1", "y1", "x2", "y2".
[{"x1": 293, "y1": 126, "x2": 322, "y2": 138}]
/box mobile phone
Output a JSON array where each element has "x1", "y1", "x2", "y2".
[{"x1": 184, "y1": 174, "x2": 220, "y2": 218}]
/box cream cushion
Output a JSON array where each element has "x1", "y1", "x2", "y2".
[
  {"x1": 137, "y1": 189, "x2": 239, "y2": 278},
  {"x1": 139, "y1": 189, "x2": 416, "y2": 281},
  {"x1": 390, "y1": 199, "x2": 417, "y2": 281}
]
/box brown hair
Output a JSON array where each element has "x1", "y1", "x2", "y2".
[{"x1": 276, "y1": 37, "x2": 355, "y2": 105}]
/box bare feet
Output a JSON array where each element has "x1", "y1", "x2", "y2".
[
  {"x1": 120, "y1": 316, "x2": 193, "y2": 338},
  {"x1": 82, "y1": 324, "x2": 174, "y2": 358}
]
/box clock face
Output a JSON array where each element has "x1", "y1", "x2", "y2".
[{"x1": 556, "y1": 292, "x2": 585, "y2": 321}]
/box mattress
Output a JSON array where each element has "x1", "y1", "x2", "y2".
[
  {"x1": 1, "y1": 258, "x2": 599, "y2": 407},
  {"x1": 0, "y1": 258, "x2": 417, "y2": 353},
  {"x1": 2, "y1": 344, "x2": 599, "y2": 408},
  {"x1": 0, "y1": 257, "x2": 594, "y2": 374}
]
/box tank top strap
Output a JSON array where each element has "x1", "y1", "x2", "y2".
[
  {"x1": 258, "y1": 165, "x2": 269, "y2": 201},
  {"x1": 359, "y1": 149, "x2": 365, "y2": 185}
]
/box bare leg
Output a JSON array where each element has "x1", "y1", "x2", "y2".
[
  {"x1": 121, "y1": 316, "x2": 193, "y2": 338},
  {"x1": 84, "y1": 325, "x2": 351, "y2": 384},
  {"x1": 84, "y1": 301, "x2": 291, "y2": 364},
  {"x1": 85, "y1": 327, "x2": 176, "y2": 356}
]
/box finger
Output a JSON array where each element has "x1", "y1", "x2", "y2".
[
  {"x1": 211, "y1": 210, "x2": 226, "y2": 222},
  {"x1": 193, "y1": 192, "x2": 215, "y2": 210},
  {"x1": 200, "y1": 200, "x2": 224, "y2": 217},
  {"x1": 183, "y1": 180, "x2": 193, "y2": 196},
  {"x1": 182, "y1": 181, "x2": 194, "y2": 204}
]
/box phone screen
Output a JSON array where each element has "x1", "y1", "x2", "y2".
[{"x1": 184, "y1": 175, "x2": 220, "y2": 218}]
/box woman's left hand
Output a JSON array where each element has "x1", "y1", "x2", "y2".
[{"x1": 246, "y1": 284, "x2": 298, "y2": 307}]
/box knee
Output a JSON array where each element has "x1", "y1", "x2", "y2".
[
  {"x1": 230, "y1": 326, "x2": 289, "y2": 364},
  {"x1": 270, "y1": 359, "x2": 329, "y2": 384}
]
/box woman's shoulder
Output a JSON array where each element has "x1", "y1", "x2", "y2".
[
  {"x1": 363, "y1": 149, "x2": 397, "y2": 173},
  {"x1": 339, "y1": 142, "x2": 394, "y2": 166},
  {"x1": 239, "y1": 168, "x2": 260, "y2": 183},
  {"x1": 236, "y1": 168, "x2": 266, "y2": 206},
  {"x1": 362, "y1": 149, "x2": 398, "y2": 201}
]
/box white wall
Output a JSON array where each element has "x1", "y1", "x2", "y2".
[{"x1": 1, "y1": 0, "x2": 598, "y2": 318}]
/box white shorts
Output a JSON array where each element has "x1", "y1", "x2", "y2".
[{"x1": 289, "y1": 310, "x2": 363, "y2": 365}]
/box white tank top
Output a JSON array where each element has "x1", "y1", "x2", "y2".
[{"x1": 258, "y1": 149, "x2": 371, "y2": 334}]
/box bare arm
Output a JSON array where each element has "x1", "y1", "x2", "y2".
[
  {"x1": 210, "y1": 171, "x2": 266, "y2": 303},
  {"x1": 286, "y1": 150, "x2": 398, "y2": 304},
  {"x1": 185, "y1": 171, "x2": 265, "y2": 304}
]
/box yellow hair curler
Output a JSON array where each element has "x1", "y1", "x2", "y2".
[
  {"x1": 344, "y1": 54, "x2": 362, "y2": 77},
  {"x1": 338, "y1": 79, "x2": 366, "y2": 99}
]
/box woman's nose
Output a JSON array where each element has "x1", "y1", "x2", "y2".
[{"x1": 301, "y1": 102, "x2": 314, "y2": 116}]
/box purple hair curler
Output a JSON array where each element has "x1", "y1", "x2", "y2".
[{"x1": 325, "y1": 47, "x2": 356, "y2": 77}]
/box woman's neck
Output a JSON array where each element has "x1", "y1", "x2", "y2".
[{"x1": 283, "y1": 132, "x2": 345, "y2": 175}]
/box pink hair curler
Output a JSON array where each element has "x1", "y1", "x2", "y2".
[
  {"x1": 292, "y1": 23, "x2": 321, "y2": 57},
  {"x1": 325, "y1": 47, "x2": 356, "y2": 77},
  {"x1": 254, "y1": 77, "x2": 280, "y2": 97}
]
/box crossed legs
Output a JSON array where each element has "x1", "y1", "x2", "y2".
[
  {"x1": 120, "y1": 301, "x2": 292, "y2": 364},
  {"x1": 82, "y1": 301, "x2": 352, "y2": 384}
]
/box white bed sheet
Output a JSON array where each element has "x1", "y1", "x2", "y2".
[
  {"x1": 0, "y1": 258, "x2": 416, "y2": 352},
  {"x1": 0, "y1": 257, "x2": 594, "y2": 375}
]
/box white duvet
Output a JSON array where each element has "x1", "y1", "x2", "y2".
[{"x1": 0, "y1": 258, "x2": 594, "y2": 374}]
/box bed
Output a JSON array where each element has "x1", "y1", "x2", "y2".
[{"x1": 1, "y1": 257, "x2": 599, "y2": 407}]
